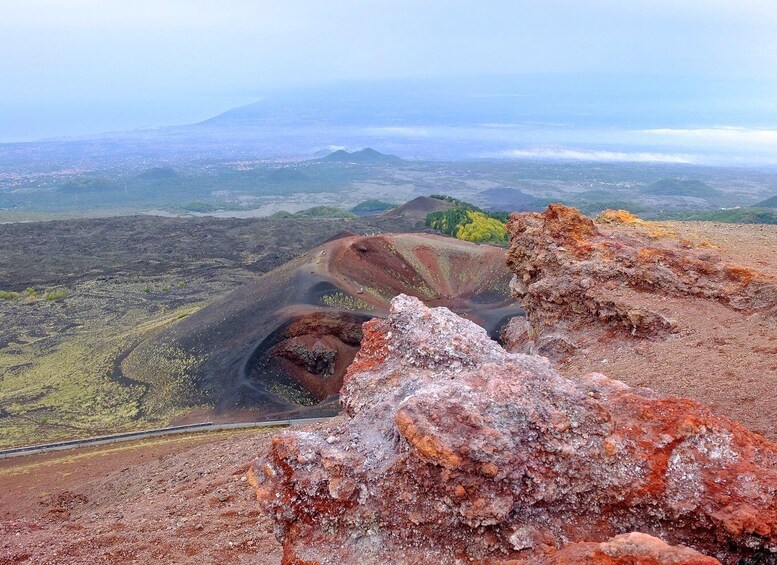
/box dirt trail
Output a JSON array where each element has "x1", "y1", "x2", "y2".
[{"x1": 0, "y1": 425, "x2": 312, "y2": 564}]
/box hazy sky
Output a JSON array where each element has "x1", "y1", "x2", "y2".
[{"x1": 2, "y1": 0, "x2": 777, "y2": 141}]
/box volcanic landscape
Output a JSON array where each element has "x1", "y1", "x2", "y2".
[{"x1": 1, "y1": 205, "x2": 776, "y2": 564}]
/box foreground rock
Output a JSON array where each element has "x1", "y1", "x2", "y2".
[{"x1": 249, "y1": 295, "x2": 777, "y2": 564}]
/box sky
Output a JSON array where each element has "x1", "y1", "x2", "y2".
[{"x1": 1, "y1": 0, "x2": 777, "y2": 142}]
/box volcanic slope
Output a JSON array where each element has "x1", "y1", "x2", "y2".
[
  {"x1": 122, "y1": 233, "x2": 518, "y2": 422},
  {"x1": 381, "y1": 195, "x2": 454, "y2": 219}
]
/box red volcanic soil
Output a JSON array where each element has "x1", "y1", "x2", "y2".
[{"x1": 0, "y1": 426, "x2": 330, "y2": 564}]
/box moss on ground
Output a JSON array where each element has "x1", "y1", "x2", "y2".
[
  {"x1": 0, "y1": 304, "x2": 204, "y2": 449},
  {"x1": 321, "y1": 291, "x2": 375, "y2": 311},
  {"x1": 269, "y1": 382, "x2": 317, "y2": 406}
]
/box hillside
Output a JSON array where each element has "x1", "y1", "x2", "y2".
[
  {"x1": 505, "y1": 205, "x2": 777, "y2": 439},
  {"x1": 350, "y1": 199, "x2": 397, "y2": 216},
  {"x1": 381, "y1": 195, "x2": 453, "y2": 219},
  {"x1": 756, "y1": 194, "x2": 777, "y2": 208}
]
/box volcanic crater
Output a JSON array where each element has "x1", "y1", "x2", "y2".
[{"x1": 125, "y1": 233, "x2": 519, "y2": 421}]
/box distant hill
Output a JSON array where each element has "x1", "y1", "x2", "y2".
[
  {"x1": 755, "y1": 195, "x2": 777, "y2": 208},
  {"x1": 641, "y1": 179, "x2": 723, "y2": 198},
  {"x1": 320, "y1": 148, "x2": 403, "y2": 164},
  {"x1": 137, "y1": 167, "x2": 179, "y2": 181},
  {"x1": 295, "y1": 206, "x2": 357, "y2": 219},
  {"x1": 382, "y1": 196, "x2": 454, "y2": 219},
  {"x1": 478, "y1": 187, "x2": 538, "y2": 212},
  {"x1": 665, "y1": 208, "x2": 777, "y2": 225}
]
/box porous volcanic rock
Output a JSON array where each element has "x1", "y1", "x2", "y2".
[
  {"x1": 249, "y1": 295, "x2": 777, "y2": 564},
  {"x1": 504, "y1": 204, "x2": 777, "y2": 357}
]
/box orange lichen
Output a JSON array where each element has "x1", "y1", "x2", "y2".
[
  {"x1": 726, "y1": 266, "x2": 757, "y2": 285},
  {"x1": 395, "y1": 410, "x2": 462, "y2": 469},
  {"x1": 545, "y1": 204, "x2": 599, "y2": 242},
  {"x1": 595, "y1": 209, "x2": 645, "y2": 226},
  {"x1": 647, "y1": 226, "x2": 678, "y2": 239},
  {"x1": 637, "y1": 247, "x2": 663, "y2": 263}
]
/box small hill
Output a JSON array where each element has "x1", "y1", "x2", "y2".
[
  {"x1": 382, "y1": 196, "x2": 454, "y2": 219},
  {"x1": 641, "y1": 179, "x2": 723, "y2": 199},
  {"x1": 320, "y1": 148, "x2": 403, "y2": 164},
  {"x1": 478, "y1": 187, "x2": 538, "y2": 212},
  {"x1": 350, "y1": 199, "x2": 398, "y2": 216},
  {"x1": 295, "y1": 206, "x2": 357, "y2": 219},
  {"x1": 136, "y1": 167, "x2": 179, "y2": 181},
  {"x1": 755, "y1": 195, "x2": 777, "y2": 208}
]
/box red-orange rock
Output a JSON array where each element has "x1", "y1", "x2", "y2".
[
  {"x1": 504, "y1": 205, "x2": 777, "y2": 357},
  {"x1": 249, "y1": 295, "x2": 777, "y2": 564}
]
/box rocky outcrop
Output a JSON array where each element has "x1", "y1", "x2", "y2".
[
  {"x1": 249, "y1": 295, "x2": 777, "y2": 564},
  {"x1": 504, "y1": 205, "x2": 777, "y2": 357}
]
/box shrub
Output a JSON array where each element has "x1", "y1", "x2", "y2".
[
  {"x1": 456, "y1": 211, "x2": 509, "y2": 244},
  {"x1": 44, "y1": 290, "x2": 68, "y2": 301},
  {"x1": 425, "y1": 198, "x2": 509, "y2": 245}
]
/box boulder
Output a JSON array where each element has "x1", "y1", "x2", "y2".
[{"x1": 249, "y1": 295, "x2": 777, "y2": 564}]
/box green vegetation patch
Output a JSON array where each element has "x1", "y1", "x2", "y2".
[
  {"x1": 44, "y1": 290, "x2": 68, "y2": 301},
  {"x1": 1, "y1": 288, "x2": 70, "y2": 302},
  {"x1": 456, "y1": 211, "x2": 509, "y2": 243}
]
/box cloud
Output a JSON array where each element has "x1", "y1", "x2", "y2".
[
  {"x1": 501, "y1": 148, "x2": 695, "y2": 164},
  {"x1": 639, "y1": 127, "x2": 777, "y2": 145}
]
